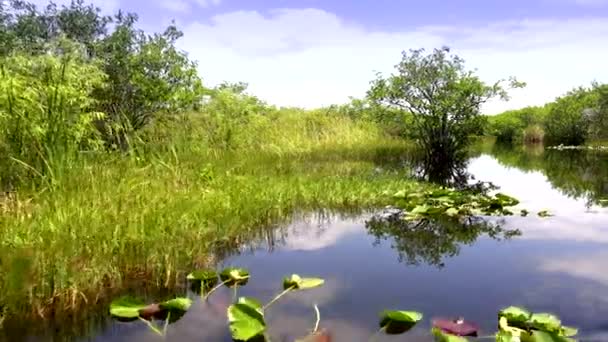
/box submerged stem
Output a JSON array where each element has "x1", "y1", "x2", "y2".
[
  {"x1": 368, "y1": 326, "x2": 385, "y2": 342},
  {"x1": 312, "y1": 304, "x2": 320, "y2": 333},
  {"x1": 139, "y1": 317, "x2": 163, "y2": 336},
  {"x1": 202, "y1": 279, "x2": 230, "y2": 301},
  {"x1": 263, "y1": 286, "x2": 295, "y2": 310},
  {"x1": 162, "y1": 312, "x2": 171, "y2": 336}
]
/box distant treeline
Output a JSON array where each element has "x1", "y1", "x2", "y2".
[{"x1": 485, "y1": 84, "x2": 608, "y2": 146}]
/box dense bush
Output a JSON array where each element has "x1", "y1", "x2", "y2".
[
  {"x1": 486, "y1": 106, "x2": 547, "y2": 144},
  {"x1": 0, "y1": 39, "x2": 105, "y2": 187}
]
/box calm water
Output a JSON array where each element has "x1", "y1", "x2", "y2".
[{"x1": 13, "y1": 147, "x2": 608, "y2": 341}]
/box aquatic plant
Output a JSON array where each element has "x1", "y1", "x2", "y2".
[{"x1": 109, "y1": 268, "x2": 577, "y2": 342}]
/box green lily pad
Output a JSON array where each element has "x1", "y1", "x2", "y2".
[
  {"x1": 496, "y1": 330, "x2": 520, "y2": 342},
  {"x1": 521, "y1": 330, "x2": 575, "y2": 342},
  {"x1": 445, "y1": 207, "x2": 459, "y2": 217},
  {"x1": 283, "y1": 274, "x2": 325, "y2": 290},
  {"x1": 538, "y1": 210, "x2": 553, "y2": 218},
  {"x1": 528, "y1": 313, "x2": 561, "y2": 333},
  {"x1": 431, "y1": 327, "x2": 468, "y2": 342},
  {"x1": 227, "y1": 297, "x2": 266, "y2": 341},
  {"x1": 379, "y1": 310, "x2": 422, "y2": 334},
  {"x1": 160, "y1": 297, "x2": 192, "y2": 312},
  {"x1": 187, "y1": 269, "x2": 218, "y2": 282},
  {"x1": 220, "y1": 267, "x2": 250, "y2": 287},
  {"x1": 187, "y1": 269, "x2": 219, "y2": 293},
  {"x1": 560, "y1": 326, "x2": 578, "y2": 337},
  {"x1": 109, "y1": 296, "x2": 147, "y2": 321},
  {"x1": 499, "y1": 306, "x2": 531, "y2": 327}
]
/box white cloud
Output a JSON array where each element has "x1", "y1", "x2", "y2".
[
  {"x1": 158, "y1": 0, "x2": 221, "y2": 12},
  {"x1": 177, "y1": 8, "x2": 608, "y2": 113}
]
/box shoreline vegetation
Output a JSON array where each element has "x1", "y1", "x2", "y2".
[{"x1": 0, "y1": 1, "x2": 603, "y2": 340}]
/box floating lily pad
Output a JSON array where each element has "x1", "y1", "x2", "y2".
[
  {"x1": 110, "y1": 296, "x2": 147, "y2": 321},
  {"x1": 560, "y1": 326, "x2": 578, "y2": 337},
  {"x1": 109, "y1": 296, "x2": 192, "y2": 323},
  {"x1": 283, "y1": 274, "x2": 325, "y2": 290},
  {"x1": 499, "y1": 306, "x2": 531, "y2": 327},
  {"x1": 521, "y1": 330, "x2": 575, "y2": 342},
  {"x1": 431, "y1": 327, "x2": 469, "y2": 342},
  {"x1": 538, "y1": 210, "x2": 553, "y2": 218},
  {"x1": 379, "y1": 310, "x2": 422, "y2": 334},
  {"x1": 227, "y1": 297, "x2": 266, "y2": 341},
  {"x1": 220, "y1": 267, "x2": 250, "y2": 287},
  {"x1": 528, "y1": 313, "x2": 561, "y2": 333},
  {"x1": 496, "y1": 330, "x2": 520, "y2": 342},
  {"x1": 187, "y1": 269, "x2": 219, "y2": 291},
  {"x1": 432, "y1": 317, "x2": 478, "y2": 336}
]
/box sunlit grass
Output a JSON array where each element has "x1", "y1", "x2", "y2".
[{"x1": 0, "y1": 113, "x2": 418, "y2": 323}]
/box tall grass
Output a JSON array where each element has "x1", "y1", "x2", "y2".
[{"x1": 0, "y1": 106, "x2": 419, "y2": 326}]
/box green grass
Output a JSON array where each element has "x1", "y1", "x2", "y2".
[{"x1": 0, "y1": 112, "x2": 423, "y2": 326}]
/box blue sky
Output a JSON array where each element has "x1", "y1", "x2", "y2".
[{"x1": 31, "y1": 0, "x2": 608, "y2": 113}]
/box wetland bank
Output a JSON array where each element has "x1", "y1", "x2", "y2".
[{"x1": 2, "y1": 1, "x2": 608, "y2": 341}]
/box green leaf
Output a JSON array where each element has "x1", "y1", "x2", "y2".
[
  {"x1": 379, "y1": 310, "x2": 422, "y2": 334},
  {"x1": 380, "y1": 310, "x2": 423, "y2": 326},
  {"x1": 186, "y1": 269, "x2": 218, "y2": 282},
  {"x1": 521, "y1": 330, "x2": 574, "y2": 342},
  {"x1": 528, "y1": 313, "x2": 561, "y2": 333},
  {"x1": 160, "y1": 297, "x2": 192, "y2": 312},
  {"x1": 432, "y1": 327, "x2": 468, "y2": 342},
  {"x1": 445, "y1": 207, "x2": 459, "y2": 217},
  {"x1": 227, "y1": 297, "x2": 266, "y2": 341},
  {"x1": 537, "y1": 210, "x2": 553, "y2": 218},
  {"x1": 560, "y1": 326, "x2": 578, "y2": 337},
  {"x1": 499, "y1": 306, "x2": 531, "y2": 327},
  {"x1": 520, "y1": 209, "x2": 529, "y2": 217},
  {"x1": 283, "y1": 274, "x2": 325, "y2": 290},
  {"x1": 496, "y1": 330, "x2": 520, "y2": 342},
  {"x1": 220, "y1": 267, "x2": 250, "y2": 287},
  {"x1": 109, "y1": 296, "x2": 146, "y2": 320}
]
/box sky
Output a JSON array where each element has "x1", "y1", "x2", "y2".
[{"x1": 30, "y1": 0, "x2": 608, "y2": 114}]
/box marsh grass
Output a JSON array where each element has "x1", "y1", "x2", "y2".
[{"x1": 0, "y1": 112, "x2": 419, "y2": 332}]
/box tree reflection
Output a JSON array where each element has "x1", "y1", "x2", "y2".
[
  {"x1": 489, "y1": 143, "x2": 608, "y2": 208},
  {"x1": 365, "y1": 213, "x2": 520, "y2": 268}
]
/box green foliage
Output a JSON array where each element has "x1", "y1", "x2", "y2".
[
  {"x1": 391, "y1": 187, "x2": 520, "y2": 220},
  {"x1": 487, "y1": 106, "x2": 547, "y2": 144},
  {"x1": 220, "y1": 267, "x2": 251, "y2": 287},
  {"x1": 228, "y1": 297, "x2": 266, "y2": 341},
  {"x1": 109, "y1": 296, "x2": 191, "y2": 321},
  {"x1": 544, "y1": 87, "x2": 597, "y2": 146},
  {"x1": 368, "y1": 46, "x2": 523, "y2": 180},
  {"x1": 282, "y1": 274, "x2": 325, "y2": 290},
  {"x1": 498, "y1": 306, "x2": 577, "y2": 342},
  {"x1": 0, "y1": 39, "x2": 105, "y2": 187},
  {"x1": 379, "y1": 310, "x2": 423, "y2": 334}
]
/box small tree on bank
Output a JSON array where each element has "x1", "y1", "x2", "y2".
[{"x1": 368, "y1": 47, "x2": 524, "y2": 182}]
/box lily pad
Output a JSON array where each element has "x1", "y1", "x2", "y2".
[
  {"x1": 521, "y1": 330, "x2": 575, "y2": 342},
  {"x1": 432, "y1": 317, "x2": 478, "y2": 336},
  {"x1": 528, "y1": 313, "x2": 561, "y2": 333},
  {"x1": 499, "y1": 306, "x2": 531, "y2": 327},
  {"x1": 560, "y1": 326, "x2": 578, "y2": 337},
  {"x1": 283, "y1": 274, "x2": 325, "y2": 290},
  {"x1": 379, "y1": 310, "x2": 422, "y2": 334},
  {"x1": 220, "y1": 267, "x2": 250, "y2": 287},
  {"x1": 432, "y1": 327, "x2": 469, "y2": 342},
  {"x1": 109, "y1": 296, "x2": 147, "y2": 321},
  {"x1": 537, "y1": 210, "x2": 553, "y2": 218},
  {"x1": 187, "y1": 269, "x2": 219, "y2": 290},
  {"x1": 227, "y1": 297, "x2": 266, "y2": 341}
]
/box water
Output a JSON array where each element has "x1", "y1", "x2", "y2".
[{"x1": 11, "y1": 146, "x2": 608, "y2": 341}]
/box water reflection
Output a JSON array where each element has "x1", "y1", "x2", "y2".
[
  {"x1": 487, "y1": 143, "x2": 608, "y2": 207},
  {"x1": 366, "y1": 214, "x2": 520, "y2": 268}
]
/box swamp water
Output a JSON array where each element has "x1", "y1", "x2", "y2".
[{"x1": 8, "y1": 146, "x2": 608, "y2": 341}]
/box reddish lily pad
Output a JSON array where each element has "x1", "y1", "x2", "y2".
[{"x1": 432, "y1": 317, "x2": 479, "y2": 337}]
